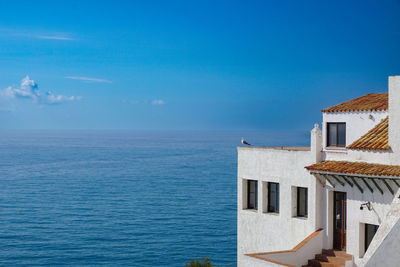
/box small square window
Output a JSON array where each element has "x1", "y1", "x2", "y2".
[{"x1": 327, "y1": 122, "x2": 346, "y2": 147}]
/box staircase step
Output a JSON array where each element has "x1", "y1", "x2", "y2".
[
  {"x1": 315, "y1": 254, "x2": 346, "y2": 265},
  {"x1": 308, "y1": 259, "x2": 341, "y2": 267},
  {"x1": 321, "y1": 249, "x2": 352, "y2": 259}
]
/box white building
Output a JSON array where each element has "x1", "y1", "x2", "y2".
[{"x1": 237, "y1": 75, "x2": 400, "y2": 267}]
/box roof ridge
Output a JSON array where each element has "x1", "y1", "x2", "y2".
[{"x1": 321, "y1": 92, "x2": 388, "y2": 113}]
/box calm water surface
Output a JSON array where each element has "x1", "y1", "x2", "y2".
[{"x1": 0, "y1": 130, "x2": 307, "y2": 266}]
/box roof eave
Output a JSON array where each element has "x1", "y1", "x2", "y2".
[
  {"x1": 307, "y1": 169, "x2": 400, "y2": 180},
  {"x1": 346, "y1": 147, "x2": 391, "y2": 151},
  {"x1": 321, "y1": 109, "x2": 388, "y2": 113}
]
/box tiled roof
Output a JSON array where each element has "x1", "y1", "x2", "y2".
[
  {"x1": 347, "y1": 117, "x2": 390, "y2": 150},
  {"x1": 305, "y1": 161, "x2": 400, "y2": 177},
  {"x1": 321, "y1": 93, "x2": 388, "y2": 113}
]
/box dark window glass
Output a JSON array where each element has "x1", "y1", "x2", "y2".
[
  {"x1": 268, "y1": 182, "x2": 279, "y2": 213},
  {"x1": 337, "y1": 123, "x2": 346, "y2": 146},
  {"x1": 328, "y1": 123, "x2": 337, "y2": 146},
  {"x1": 247, "y1": 180, "x2": 258, "y2": 209},
  {"x1": 327, "y1": 123, "x2": 346, "y2": 147},
  {"x1": 365, "y1": 224, "x2": 379, "y2": 253},
  {"x1": 297, "y1": 187, "x2": 308, "y2": 217}
]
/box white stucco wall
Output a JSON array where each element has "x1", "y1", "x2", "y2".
[
  {"x1": 244, "y1": 257, "x2": 282, "y2": 267},
  {"x1": 320, "y1": 180, "x2": 395, "y2": 266},
  {"x1": 237, "y1": 148, "x2": 319, "y2": 266},
  {"x1": 322, "y1": 111, "x2": 388, "y2": 151},
  {"x1": 237, "y1": 127, "x2": 323, "y2": 266},
  {"x1": 257, "y1": 229, "x2": 324, "y2": 267},
  {"x1": 322, "y1": 111, "x2": 399, "y2": 165},
  {"x1": 323, "y1": 149, "x2": 399, "y2": 165}
]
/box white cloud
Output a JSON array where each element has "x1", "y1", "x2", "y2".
[
  {"x1": 46, "y1": 91, "x2": 82, "y2": 104},
  {"x1": 0, "y1": 76, "x2": 40, "y2": 101},
  {"x1": 122, "y1": 99, "x2": 139, "y2": 104},
  {"x1": 122, "y1": 99, "x2": 166, "y2": 105},
  {"x1": 35, "y1": 35, "x2": 74, "y2": 40},
  {"x1": 151, "y1": 99, "x2": 165, "y2": 105},
  {"x1": 0, "y1": 86, "x2": 17, "y2": 99},
  {"x1": 12, "y1": 32, "x2": 74, "y2": 41},
  {"x1": 65, "y1": 76, "x2": 112, "y2": 83},
  {"x1": 0, "y1": 28, "x2": 75, "y2": 41},
  {"x1": 0, "y1": 76, "x2": 81, "y2": 106}
]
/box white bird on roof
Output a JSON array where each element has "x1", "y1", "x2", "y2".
[{"x1": 241, "y1": 137, "x2": 251, "y2": 146}]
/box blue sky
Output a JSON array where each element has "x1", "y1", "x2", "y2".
[{"x1": 0, "y1": 0, "x2": 399, "y2": 130}]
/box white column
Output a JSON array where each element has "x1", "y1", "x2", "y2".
[{"x1": 389, "y1": 75, "x2": 400, "y2": 163}]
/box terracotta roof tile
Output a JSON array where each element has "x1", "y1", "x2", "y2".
[
  {"x1": 347, "y1": 117, "x2": 390, "y2": 150},
  {"x1": 322, "y1": 93, "x2": 388, "y2": 113},
  {"x1": 305, "y1": 160, "x2": 400, "y2": 177}
]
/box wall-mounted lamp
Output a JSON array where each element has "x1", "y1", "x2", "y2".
[{"x1": 360, "y1": 202, "x2": 372, "y2": 211}]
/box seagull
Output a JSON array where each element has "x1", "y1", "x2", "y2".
[{"x1": 241, "y1": 137, "x2": 251, "y2": 146}]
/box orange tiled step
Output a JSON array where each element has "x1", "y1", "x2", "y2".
[
  {"x1": 321, "y1": 249, "x2": 352, "y2": 260},
  {"x1": 315, "y1": 254, "x2": 346, "y2": 265},
  {"x1": 308, "y1": 259, "x2": 341, "y2": 267}
]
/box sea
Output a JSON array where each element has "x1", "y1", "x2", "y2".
[{"x1": 0, "y1": 130, "x2": 308, "y2": 266}]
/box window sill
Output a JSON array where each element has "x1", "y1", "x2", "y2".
[
  {"x1": 324, "y1": 147, "x2": 347, "y2": 153},
  {"x1": 243, "y1": 208, "x2": 258, "y2": 213},
  {"x1": 263, "y1": 212, "x2": 280, "y2": 216},
  {"x1": 293, "y1": 216, "x2": 308, "y2": 220}
]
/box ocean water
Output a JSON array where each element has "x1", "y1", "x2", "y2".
[{"x1": 0, "y1": 130, "x2": 308, "y2": 266}]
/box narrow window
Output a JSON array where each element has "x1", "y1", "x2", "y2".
[
  {"x1": 297, "y1": 187, "x2": 308, "y2": 217},
  {"x1": 268, "y1": 182, "x2": 279, "y2": 213},
  {"x1": 247, "y1": 180, "x2": 258, "y2": 209},
  {"x1": 365, "y1": 224, "x2": 379, "y2": 253},
  {"x1": 328, "y1": 123, "x2": 337, "y2": 146},
  {"x1": 337, "y1": 123, "x2": 346, "y2": 146},
  {"x1": 327, "y1": 122, "x2": 346, "y2": 147}
]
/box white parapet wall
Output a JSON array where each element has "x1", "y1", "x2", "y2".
[{"x1": 247, "y1": 229, "x2": 324, "y2": 267}]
